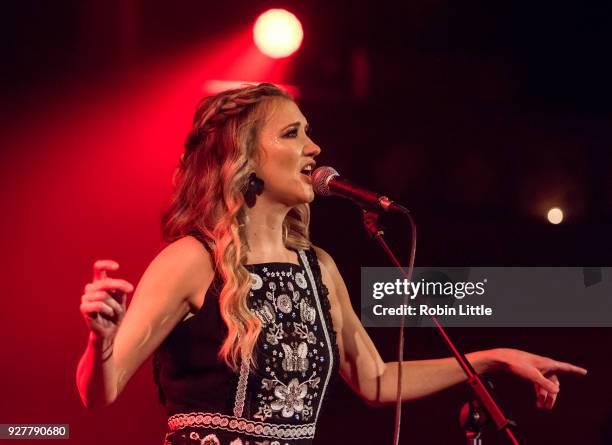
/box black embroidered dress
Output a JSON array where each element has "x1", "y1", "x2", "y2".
[{"x1": 154, "y1": 248, "x2": 339, "y2": 445}]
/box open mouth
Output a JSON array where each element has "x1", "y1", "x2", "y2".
[{"x1": 300, "y1": 165, "x2": 313, "y2": 177}]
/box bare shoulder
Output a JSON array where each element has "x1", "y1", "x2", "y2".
[
  {"x1": 157, "y1": 235, "x2": 213, "y2": 270},
  {"x1": 311, "y1": 244, "x2": 342, "y2": 290},
  {"x1": 311, "y1": 244, "x2": 337, "y2": 273},
  {"x1": 154, "y1": 235, "x2": 214, "y2": 302},
  {"x1": 127, "y1": 234, "x2": 215, "y2": 321}
]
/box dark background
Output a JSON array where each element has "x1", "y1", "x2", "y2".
[{"x1": 1, "y1": 1, "x2": 611, "y2": 444}]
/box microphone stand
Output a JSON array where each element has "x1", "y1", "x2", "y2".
[{"x1": 361, "y1": 208, "x2": 520, "y2": 445}]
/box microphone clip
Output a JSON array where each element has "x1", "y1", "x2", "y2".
[{"x1": 362, "y1": 209, "x2": 385, "y2": 239}]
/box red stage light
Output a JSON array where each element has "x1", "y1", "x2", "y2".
[{"x1": 253, "y1": 9, "x2": 303, "y2": 58}]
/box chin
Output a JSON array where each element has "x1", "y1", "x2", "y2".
[
  {"x1": 289, "y1": 193, "x2": 314, "y2": 207},
  {"x1": 303, "y1": 190, "x2": 315, "y2": 203},
  {"x1": 291, "y1": 185, "x2": 315, "y2": 204}
]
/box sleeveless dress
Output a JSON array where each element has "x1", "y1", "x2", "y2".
[{"x1": 153, "y1": 247, "x2": 340, "y2": 445}]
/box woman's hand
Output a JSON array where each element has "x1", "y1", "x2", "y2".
[
  {"x1": 80, "y1": 260, "x2": 134, "y2": 343},
  {"x1": 491, "y1": 348, "x2": 587, "y2": 410}
]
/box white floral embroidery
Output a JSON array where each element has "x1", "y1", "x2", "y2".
[
  {"x1": 241, "y1": 252, "x2": 333, "y2": 427},
  {"x1": 301, "y1": 405, "x2": 313, "y2": 419},
  {"x1": 281, "y1": 342, "x2": 309, "y2": 372},
  {"x1": 253, "y1": 401, "x2": 273, "y2": 421},
  {"x1": 229, "y1": 438, "x2": 243, "y2": 445},
  {"x1": 233, "y1": 356, "x2": 249, "y2": 418},
  {"x1": 276, "y1": 294, "x2": 292, "y2": 314},
  {"x1": 167, "y1": 412, "x2": 316, "y2": 439},
  {"x1": 250, "y1": 273, "x2": 263, "y2": 290},
  {"x1": 255, "y1": 301, "x2": 275, "y2": 326},
  {"x1": 299, "y1": 299, "x2": 316, "y2": 324},
  {"x1": 202, "y1": 433, "x2": 221, "y2": 445},
  {"x1": 293, "y1": 323, "x2": 317, "y2": 345},
  {"x1": 270, "y1": 378, "x2": 308, "y2": 418},
  {"x1": 286, "y1": 281, "x2": 301, "y2": 303},
  {"x1": 307, "y1": 332, "x2": 316, "y2": 344},
  {"x1": 265, "y1": 322, "x2": 284, "y2": 345},
  {"x1": 294, "y1": 272, "x2": 307, "y2": 289},
  {"x1": 260, "y1": 378, "x2": 275, "y2": 390}
]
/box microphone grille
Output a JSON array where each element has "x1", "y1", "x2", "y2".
[{"x1": 312, "y1": 166, "x2": 339, "y2": 196}]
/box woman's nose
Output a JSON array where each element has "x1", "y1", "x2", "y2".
[{"x1": 306, "y1": 139, "x2": 322, "y2": 157}]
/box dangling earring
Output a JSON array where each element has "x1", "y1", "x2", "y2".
[{"x1": 243, "y1": 172, "x2": 264, "y2": 208}]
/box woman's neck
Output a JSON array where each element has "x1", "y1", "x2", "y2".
[{"x1": 244, "y1": 200, "x2": 295, "y2": 264}]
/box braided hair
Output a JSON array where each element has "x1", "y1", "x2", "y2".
[{"x1": 161, "y1": 83, "x2": 312, "y2": 372}]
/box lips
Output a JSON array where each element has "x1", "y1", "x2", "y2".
[{"x1": 300, "y1": 171, "x2": 313, "y2": 182}]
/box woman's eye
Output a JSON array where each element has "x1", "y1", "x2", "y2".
[{"x1": 284, "y1": 129, "x2": 298, "y2": 138}]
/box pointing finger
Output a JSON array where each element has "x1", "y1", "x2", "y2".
[{"x1": 551, "y1": 360, "x2": 588, "y2": 375}]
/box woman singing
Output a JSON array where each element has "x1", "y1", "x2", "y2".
[{"x1": 76, "y1": 83, "x2": 587, "y2": 445}]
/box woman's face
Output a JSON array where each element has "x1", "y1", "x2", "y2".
[{"x1": 255, "y1": 98, "x2": 321, "y2": 207}]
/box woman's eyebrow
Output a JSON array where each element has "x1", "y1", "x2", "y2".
[{"x1": 280, "y1": 121, "x2": 308, "y2": 132}]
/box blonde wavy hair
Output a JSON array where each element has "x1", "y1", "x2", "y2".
[{"x1": 161, "y1": 83, "x2": 312, "y2": 372}]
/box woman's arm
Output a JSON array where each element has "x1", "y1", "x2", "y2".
[
  {"x1": 76, "y1": 236, "x2": 213, "y2": 408},
  {"x1": 76, "y1": 332, "x2": 122, "y2": 409},
  {"x1": 377, "y1": 348, "x2": 586, "y2": 408},
  {"x1": 312, "y1": 246, "x2": 587, "y2": 408}
]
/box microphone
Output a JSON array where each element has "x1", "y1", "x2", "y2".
[{"x1": 312, "y1": 166, "x2": 408, "y2": 213}]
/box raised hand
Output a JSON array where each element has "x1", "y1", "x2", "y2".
[{"x1": 80, "y1": 260, "x2": 134, "y2": 342}]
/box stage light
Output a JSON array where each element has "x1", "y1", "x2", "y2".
[
  {"x1": 547, "y1": 207, "x2": 564, "y2": 224},
  {"x1": 253, "y1": 9, "x2": 303, "y2": 58}
]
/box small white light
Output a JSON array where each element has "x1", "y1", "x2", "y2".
[{"x1": 547, "y1": 207, "x2": 564, "y2": 224}]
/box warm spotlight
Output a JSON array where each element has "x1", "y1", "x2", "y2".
[
  {"x1": 253, "y1": 9, "x2": 303, "y2": 58},
  {"x1": 547, "y1": 207, "x2": 564, "y2": 224}
]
